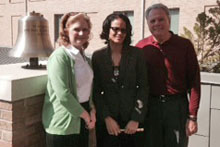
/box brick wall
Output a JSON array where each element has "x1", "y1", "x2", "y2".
[
  {"x1": 0, "y1": 95, "x2": 45, "y2": 147},
  {"x1": 0, "y1": 0, "x2": 217, "y2": 49}
]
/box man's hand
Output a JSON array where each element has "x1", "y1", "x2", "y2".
[
  {"x1": 125, "y1": 120, "x2": 139, "y2": 134},
  {"x1": 105, "y1": 116, "x2": 121, "y2": 136},
  {"x1": 186, "y1": 120, "x2": 198, "y2": 136}
]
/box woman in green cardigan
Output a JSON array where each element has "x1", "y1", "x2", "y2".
[{"x1": 42, "y1": 12, "x2": 96, "y2": 147}]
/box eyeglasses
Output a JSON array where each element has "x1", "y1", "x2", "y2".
[{"x1": 110, "y1": 27, "x2": 127, "y2": 34}]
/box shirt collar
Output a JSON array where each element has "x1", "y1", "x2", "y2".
[
  {"x1": 152, "y1": 31, "x2": 174, "y2": 46},
  {"x1": 63, "y1": 45, "x2": 81, "y2": 55}
]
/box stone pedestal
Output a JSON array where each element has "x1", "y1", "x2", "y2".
[{"x1": 0, "y1": 63, "x2": 47, "y2": 147}]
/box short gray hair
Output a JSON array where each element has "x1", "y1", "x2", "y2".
[{"x1": 146, "y1": 3, "x2": 170, "y2": 19}]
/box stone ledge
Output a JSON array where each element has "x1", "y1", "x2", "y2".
[
  {"x1": 0, "y1": 62, "x2": 47, "y2": 102},
  {"x1": 201, "y1": 72, "x2": 220, "y2": 85}
]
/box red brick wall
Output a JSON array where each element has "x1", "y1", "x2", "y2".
[{"x1": 0, "y1": 95, "x2": 45, "y2": 147}]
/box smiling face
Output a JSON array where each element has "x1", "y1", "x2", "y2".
[
  {"x1": 109, "y1": 18, "x2": 127, "y2": 45},
  {"x1": 147, "y1": 8, "x2": 170, "y2": 42},
  {"x1": 67, "y1": 18, "x2": 90, "y2": 49}
]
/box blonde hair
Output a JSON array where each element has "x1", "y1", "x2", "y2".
[{"x1": 57, "y1": 12, "x2": 92, "y2": 48}]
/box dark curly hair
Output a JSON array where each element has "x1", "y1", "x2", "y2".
[
  {"x1": 100, "y1": 13, "x2": 132, "y2": 47},
  {"x1": 57, "y1": 12, "x2": 92, "y2": 49}
]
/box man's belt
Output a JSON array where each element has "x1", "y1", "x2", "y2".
[{"x1": 150, "y1": 93, "x2": 186, "y2": 103}]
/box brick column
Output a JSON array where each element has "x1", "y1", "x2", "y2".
[
  {"x1": 0, "y1": 95, "x2": 46, "y2": 147},
  {"x1": 0, "y1": 63, "x2": 48, "y2": 147}
]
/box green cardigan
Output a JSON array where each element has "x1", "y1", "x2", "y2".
[{"x1": 42, "y1": 46, "x2": 91, "y2": 135}]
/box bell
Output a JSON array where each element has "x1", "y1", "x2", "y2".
[{"x1": 9, "y1": 11, "x2": 54, "y2": 69}]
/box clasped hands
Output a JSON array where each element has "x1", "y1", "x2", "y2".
[
  {"x1": 80, "y1": 108, "x2": 96, "y2": 129},
  {"x1": 105, "y1": 116, "x2": 139, "y2": 136}
]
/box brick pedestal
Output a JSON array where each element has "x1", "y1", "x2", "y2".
[
  {"x1": 0, "y1": 63, "x2": 48, "y2": 147},
  {"x1": 0, "y1": 95, "x2": 46, "y2": 147}
]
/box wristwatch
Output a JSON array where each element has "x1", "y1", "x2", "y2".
[{"x1": 188, "y1": 115, "x2": 197, "y2": 122}]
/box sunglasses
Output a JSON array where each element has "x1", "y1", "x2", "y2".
[{"x1": 110, "y1": 27, "x2": 127, "y2": 34}]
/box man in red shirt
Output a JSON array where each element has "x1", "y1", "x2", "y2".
[{"x1": 136, "y1": 3, "x2": 201, "y2": 147}]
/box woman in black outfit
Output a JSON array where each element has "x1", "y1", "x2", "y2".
[{"x1": 92, "y1": 13, "x2": 149, "y2": 147}]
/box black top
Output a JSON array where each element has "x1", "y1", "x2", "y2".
[{"x1": 92, "y1": 45, "x2": 149, "y2": 123}]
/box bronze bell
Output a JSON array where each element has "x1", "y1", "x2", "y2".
[{"x1": 9, "y1": 11, "x2": 54, "y2": 69}]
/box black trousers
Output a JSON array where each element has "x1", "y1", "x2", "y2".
[
  {"x1": 96, "y1": 119, "x2": 145, "y2": 147},
  {"x1": 144, "y1": 94, "x2": 189, "y2": 147},
  {"x1": 46, "y1": 102, "x2": 90, "y2": 147}
]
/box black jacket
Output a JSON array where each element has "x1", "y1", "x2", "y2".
[{"x1": 92, "y1": 45, "x2": 149, "y2": 123}]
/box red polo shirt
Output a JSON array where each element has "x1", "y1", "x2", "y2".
[{"x1": 136, "y1": 33, "x2": 201, "y2": 116}]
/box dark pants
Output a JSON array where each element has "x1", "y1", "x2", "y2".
[
  {"x1": 96, "y1": 119, "x2": 145, "y2": 147},
  {"x1": 144, "y1": 94, "x2": 189, "y2": 147},
  {"x1": 46, "y1": 102, "x2": 90, "y2": 147}
]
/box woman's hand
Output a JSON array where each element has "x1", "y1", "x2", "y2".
[
  {"x1": 87, "y1": 108, "x2": 96, "y2": 129},
  {"x1": 80, "y1": 110, "x2": 91, "y2": 128},
  {"x1": 105, "y1": 117, "x2": 121, "y2": 136},
  {"x1": 125, "y1": 120, "x2": 139, "y2": 134}
]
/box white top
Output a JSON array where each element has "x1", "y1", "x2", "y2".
[{"x1": 64, "y1": 45, "x2": 93, "y2": 103}]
